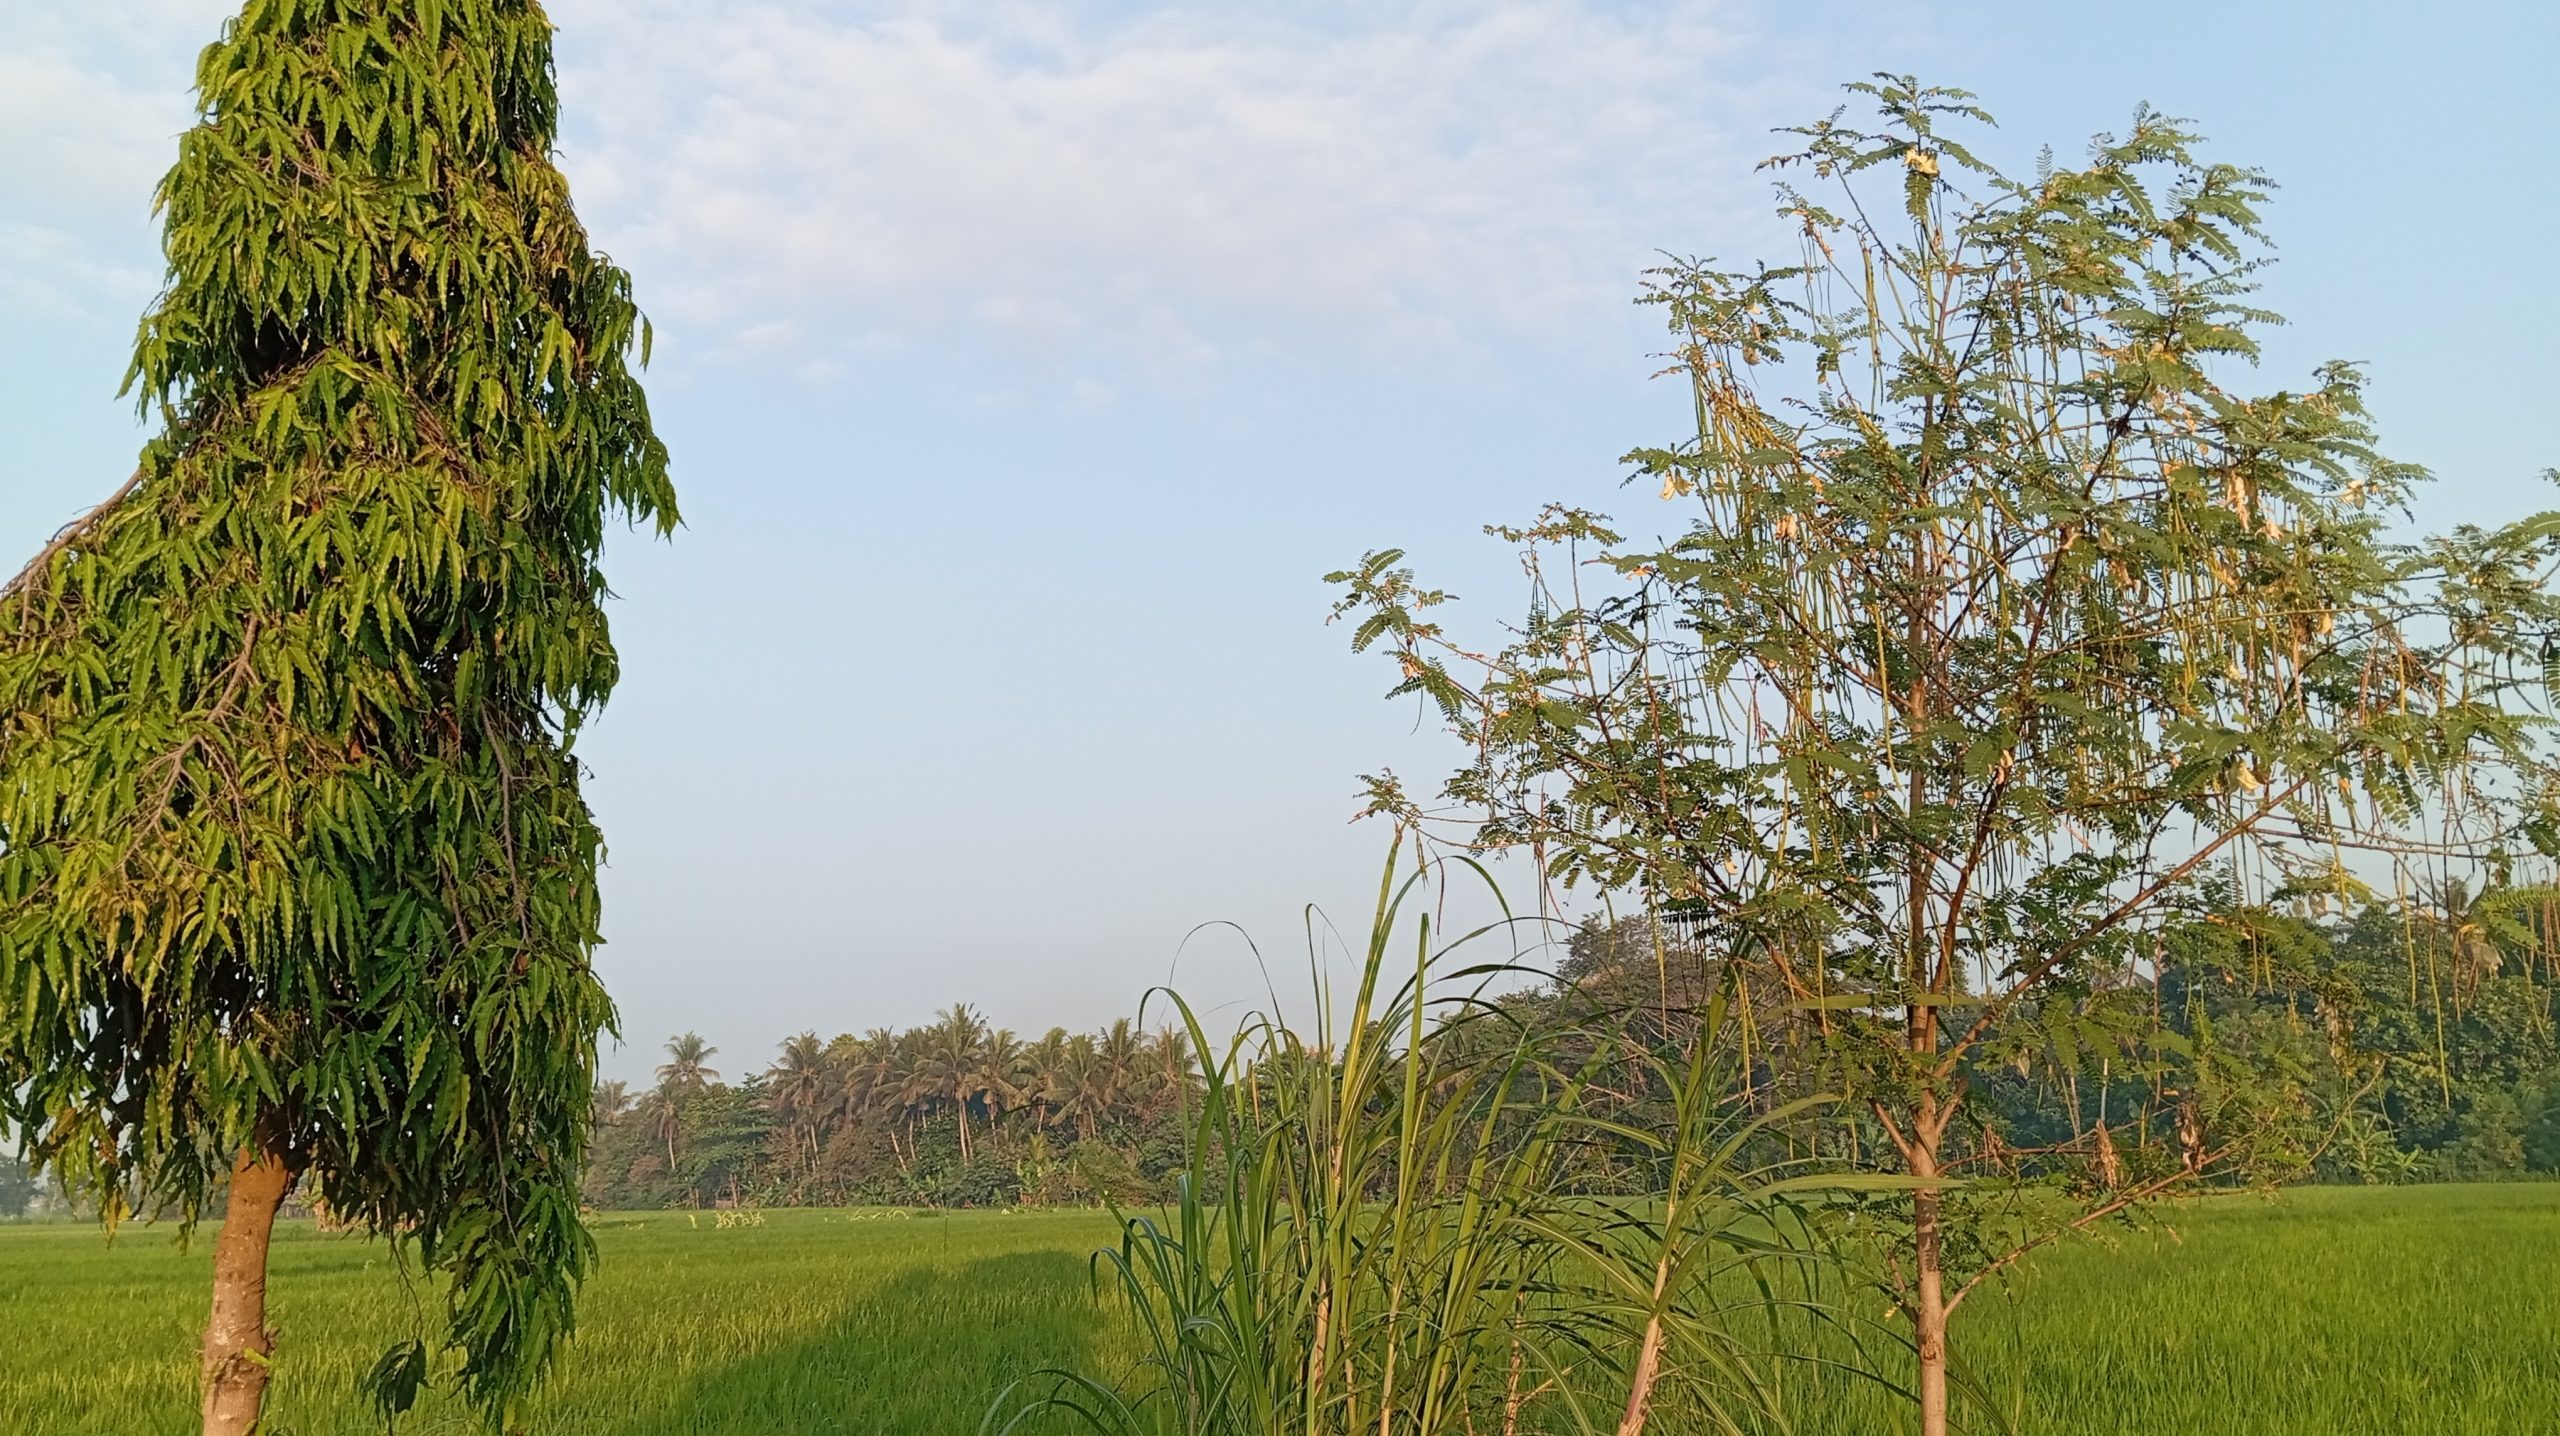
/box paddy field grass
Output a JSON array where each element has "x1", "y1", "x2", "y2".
[{"x1": 2, "y1": 1184, "x2": 2552, "y2": 1434}]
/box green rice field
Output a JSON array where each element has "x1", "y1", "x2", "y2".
[{"x1": 3, "y1": 1185, "x2": 2553, "y2": 1435}]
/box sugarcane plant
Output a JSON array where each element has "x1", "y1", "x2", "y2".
[{"x1": 992, "y1": 842, "x2": 1870, "y2": 1436}]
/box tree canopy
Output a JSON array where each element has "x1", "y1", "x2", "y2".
[
  {"x1": 1328, "y1": 76, "x2": 2560, "y2": 1436},
  {"x1": 0, "y1": 0, "x2": 673, "y2": 1422}
]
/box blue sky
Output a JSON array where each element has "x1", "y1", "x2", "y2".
[{"x1": 4, "y1": 0, "x2": 2554, "y2": 1083}]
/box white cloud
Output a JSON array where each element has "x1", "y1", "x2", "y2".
[
  {"x1": 3, "y1": 1, "x2": 1820, "y2": 385},
  {"x1": 0, "y1": 51, "x2": 168, "y2": 220},
  {"x1": 551, "y1": 0, "x2": 1797, "y2": 385},
  {"x1": 0, "y1": 221, "x2": 157, "y2": 318},
  {"x1": 0, "y1": 1, "x2": 231, "y2": 314}
]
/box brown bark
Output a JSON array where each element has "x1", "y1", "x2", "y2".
[
  {"x1": 1911, "y1": 1138, "x2": 1950, "y2": 1436},
  {"x1": 202, "y1": 1132, "x2": 300, "y2": 1436},
  {"x1": 1900, "y1": 587, "x2": 1952, "y2": 1436}
]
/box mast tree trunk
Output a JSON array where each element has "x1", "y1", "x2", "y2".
[
  {"x1": 1912, "y1": 1139, "x2": 1951, "y2": 1436},
  {"x1": 202, "y1": 1131, "x2": 299, "y2": 1436}
]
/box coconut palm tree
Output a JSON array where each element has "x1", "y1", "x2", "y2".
[
  {"x1": 767, "y1": 1031, "x2": 828, "y2": 1173},
  {"x1": 1142, "y1": 1026, "x2": 1200, "y2": 1119},
  {"x1": 831, "y1": 1028, "x2": 900, "y2": 1128},
  {"x1": 907, "y1": 1005, "x2": 990, "y2": 1163},
  {"x1": 645, "y1": 1088, "x2": 685, "y2": 1170},
  {"x1": 656, "y1": 1032, "x2": 721, "y2": 1099},
  {"x1": 649, "y1": 1034, "x2": 721, "y2": 1173},
  {"x1": 1098, "y1": 1018, "x2": 1145, "y2": 1118},
  {"x1": 1025, "y1": 1027, "x2": 1073, "y2": 1129},
  {"x1": 591, "y1": 1080, "x2": 633, "y2": 1129},
  {"x1": 888, "y1": 1027, "x2": 933, "y2": 1169},
  {"x1": 1051, "y1": 1034, "x2": 1109, "y2": 1142},
  {"x1": 975, "y1": 1028, "x2": 1029, "y2": 1128}
]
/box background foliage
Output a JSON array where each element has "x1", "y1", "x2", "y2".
[{"x1": 578, "y1": 883, "x2": 2560, "y2": 1218}]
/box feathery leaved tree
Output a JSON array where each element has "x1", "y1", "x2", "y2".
[
  {"x1": 0, "y1": 2, "x2": 674, "y2": 1431},
  {"x1": 1329, "y1": 78, "x2": 2560, "y2": 1436}
]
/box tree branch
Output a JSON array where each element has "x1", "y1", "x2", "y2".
[
  {"x1": 4, "y1": 470, "x2": 144, "y2": 609},
  {"x1": 1939, "y1": 775, "x2": 2315, "y2": 1072}
]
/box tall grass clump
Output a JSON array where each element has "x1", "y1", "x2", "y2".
[{"x1": 994, "y1": 845, "x2": 1863, "y2": 1436}]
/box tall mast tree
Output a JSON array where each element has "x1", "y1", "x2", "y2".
[
  {"x1": 0, "y1": 2, "x2": 674, "y2": 1431},
  {"x1": 1330, "y1": 77, "x2": 2560, "y2": 1436}
]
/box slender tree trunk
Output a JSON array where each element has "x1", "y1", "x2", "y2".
[
  {"x1": 1911, "y1": 1135, "x2": 1950, "y2": 1436},
  {"x1": 202, "y1": 1131, "x2": 299, "y2": 1436},
  {"x1": 1898, "y1": 570, "x2": 1952, "y2": 1436}
]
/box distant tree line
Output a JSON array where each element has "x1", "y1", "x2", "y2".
[
  {"x1": 582, "y1": 1007, "x2": 1205, "y2": 1209},
  {"x1": 585, "y1": 880, "x2": 2560, "y2": 1213}
]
